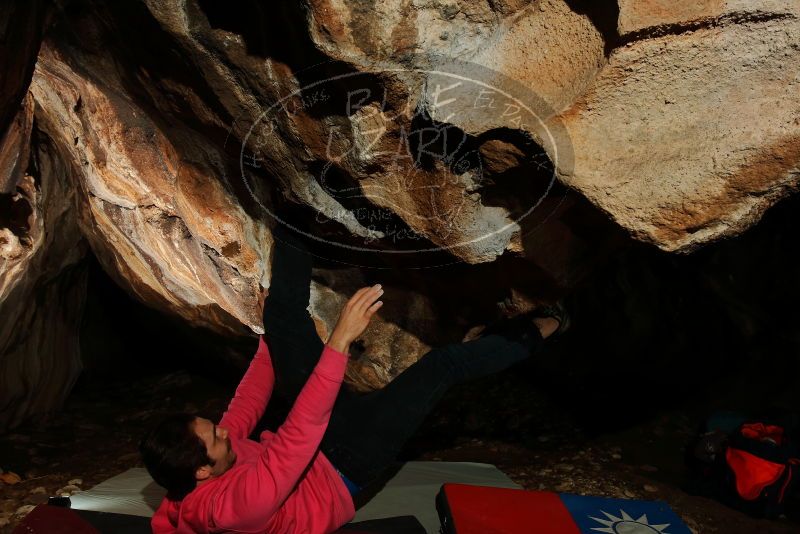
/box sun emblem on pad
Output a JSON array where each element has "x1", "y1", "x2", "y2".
[{"x1": 590, "y1": 510, "x2": 671, "y2": 533}]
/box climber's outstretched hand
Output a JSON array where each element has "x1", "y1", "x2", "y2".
[{"x1": 326, "y1": 284, "x2": 383, "y2": 354}]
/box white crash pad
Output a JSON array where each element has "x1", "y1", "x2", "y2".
[
  {"x1": 70, "y1": 461, "x2": 520, "y2": 533},
  {"x1": 70, "y1": 468, "x2": 165, "y2": 517}
]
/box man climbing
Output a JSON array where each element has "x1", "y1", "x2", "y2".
[{"x1": 140, "y1": 218, "x2": 567, "y2": 534}]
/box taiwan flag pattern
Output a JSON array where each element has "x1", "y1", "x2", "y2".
[
  {"x1": 437, "y1": 484, "x2": 693, "y2": 534},
  {"x1": 559, "y1": 493, "x2": 692, "y2": 534}
]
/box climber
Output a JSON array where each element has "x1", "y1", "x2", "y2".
[{"x1": 139, "y1": 221, "x2": 567, "y2": 534}]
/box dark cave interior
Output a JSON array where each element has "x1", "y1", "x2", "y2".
[
  {"x1": 2, "y1": 1, "x2": 800, "y2": 533},
  {"x1": 33, "y1": 187, "x2": 796, "y2": 530}
]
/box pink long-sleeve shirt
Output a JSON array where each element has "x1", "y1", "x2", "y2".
[{"x1": 151, "y1": 336, "x2": 356, "y2": 534}]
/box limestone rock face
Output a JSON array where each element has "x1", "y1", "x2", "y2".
[
  {"x1": 114, "y1": 0, "x2": 606, "y2": 265},
  {"x1": 1, "y1": 0, "x2": 799, "y2": 429},
  {"x1": 40, "y1": 0, "x2": 794, "y2": 263},
  {"x1": 0, "y1": 1, "x2": 77, "y2": 431},
  {"x1": 616, "y1": 0, "x2": 794, "y2": 36},
  {"x1": 0, "y1": 95, "x2": 34, "y2": 196},
  {"x1": 0, "y1": 94, "x2": 87, "y2": 430},
  {"x1": 138, "y1": 2, "x2": 796, "y2": 303},
  {"x1": 308, "y1": 0, "x2": 800, "y2": 253},
  {"x1": 553, "y1": 1, "x2": 800, "y2": 251},
  {"x1": 31, "y1": 44, "x2": 272, "y2": 337},
  {"x1": 309, "y1": 0, "x2": 607, "y2": 116},
  {"x1": 307, "y1": 270, "x2": 444, "y2": 392}
]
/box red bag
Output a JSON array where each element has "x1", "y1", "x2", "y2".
[{"x1": 725, "y1": 421, "x2": 799, "y2": 517}]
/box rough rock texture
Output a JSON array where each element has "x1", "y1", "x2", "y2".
[
  {"x1": 308, "y1": 0, "x2": 607, "y2": 113},
  {"x1": 308, "y1": 270, "x2": 444, "y2": 391},
  {"x1": 0, "y1": 93, "x2": 87, "y2": 430},
  {"x1": 31, "y1": 43, "x2": 272, "y2": 337},
  {"x1": 118, "y1": 0, "x2": 611, "y2": 264},
  {"x1": 309, "y1": 0, "x2": 800, "y2": 252},
  {"x1": 0, "y1": 96, "x2": 34, "y2": 196},
  {"x1": 553, "y1": 1, "x2": 800, "y2": 251},
  {"x1": 0, "y1": 1, "x2": 68, "y2": 431},
  {"x1": 1, "y1": 0, "x2": 799, "y2": 428},
  {"x1": 616, "y1": 0, "x2": 794, "y2": 36}
]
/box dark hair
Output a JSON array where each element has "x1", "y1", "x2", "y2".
[{"x1": 139, "y1": 413, "x2": 214, "y2": 500}]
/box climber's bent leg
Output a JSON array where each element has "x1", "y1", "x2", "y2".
[{"x1": 321, "y1": 328, "x2": 544, "y2": 489}]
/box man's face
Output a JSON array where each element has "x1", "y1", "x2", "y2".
[{"x1": 193, "y1": 417, "x2": 236, "y2": 480}]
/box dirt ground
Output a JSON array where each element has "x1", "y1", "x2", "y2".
[{"x1": 0, "y1": 368, "x2": 797, "y2": 534}]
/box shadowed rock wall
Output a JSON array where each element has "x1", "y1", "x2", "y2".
[{"x1": 0, "y1": 0, "x2": 798, "y2": 430}]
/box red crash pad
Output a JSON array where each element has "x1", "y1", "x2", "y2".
[{"x1": 12, "y1": 504, "x2": 100, "y2": 534}]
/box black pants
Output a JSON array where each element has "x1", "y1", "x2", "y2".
[{"x1": 262, "y1": 225, "x2": 544, "y2": 489}]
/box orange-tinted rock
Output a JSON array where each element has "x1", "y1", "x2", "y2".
[
  {"x1": 31, "y1": 44, "x2": 272, "y2": 337},
  {"x1": 307, "y1": 270, "x2": 442, "y2": 390},
  {"x1": 550, "y1": 7, "x2": 800, "y2": 251},
  {"x1": 0, "y1": 95, "x2": 87, "y2": 431},
  {"x1": 2, "y1": 0, "x2": 799, "y2": 428},
  {"x1": 617, "y1": 0, "x2": 796, "y2": 36}
]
